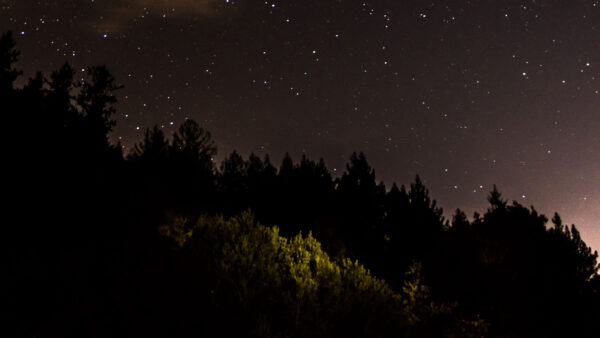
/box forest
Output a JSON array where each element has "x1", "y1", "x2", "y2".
[{"x1": 3, "y1": 30, "x2": 599, "y2": 337}]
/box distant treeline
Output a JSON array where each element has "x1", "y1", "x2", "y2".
[{"x1": 3, "y1": 31, "x2": 599, "y2": 337}]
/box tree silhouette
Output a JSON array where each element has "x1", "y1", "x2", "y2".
[
  {"x1": 171, "y1": 119, "x2": 216, "y2": 165},
  {"x1": 335, "y1": 152, "x2": 386, "y2": 263},
  {"x1": 129, "y1": 126, "x2": 170, "y2": 162},
  {"x1": 47, "y1": 63, "x2": 77, "y2": 129},
  {"x1": 168, "y1": 119, "x2": 217, "y2": 211},
  {"x1": 487, "y1": 184, "x2": 507, "y2": 211},
  {"x1": 218, "y1": 150, "x2": 249, "y2": 214},
  {"x1": 76, "y1": 66, "x2": 123, "y2": 159},
  {"x1": 429, "y1": 187, "x2": 600, "y2": 337},
  {"x1": 0, "y1": 31, "x2": 21, "y2": 93},
  {"x1": 268, "y1": 153, "x2": 336, "y2": 237},
  {"x1": 451, "y1": 208, "x2": 469, "y2": 230}
]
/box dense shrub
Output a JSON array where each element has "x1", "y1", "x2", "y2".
[{"x1": 159, "y1": 212, "x2": 487, "y2": 337}]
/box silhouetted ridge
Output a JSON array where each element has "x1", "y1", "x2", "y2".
[{"x1": 4, "y1": 31, "x2": 599, "y2": 337}]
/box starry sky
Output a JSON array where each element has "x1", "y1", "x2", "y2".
[{"x1": 2, "y1": 0, "x2": 599, "y2": 251}]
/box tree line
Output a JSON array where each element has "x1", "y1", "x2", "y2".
[{"x1": 3, "y1": 31, "x2": 599, "y2": 337}]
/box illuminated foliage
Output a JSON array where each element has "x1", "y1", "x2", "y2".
[{"x1": 160, "y1": 211, "x2": 487, "y2": 337}]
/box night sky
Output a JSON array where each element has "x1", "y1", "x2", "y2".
[{"x1": 2, "y1": 0, "x2": 599, "y2": 251}]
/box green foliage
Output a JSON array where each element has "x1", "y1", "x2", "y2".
[{"x1": 160, "y1": 211, "x2": 486, "y2": 337}]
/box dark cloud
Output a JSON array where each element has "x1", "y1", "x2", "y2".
[{"x1": 91, "y1": 0, "x2": 221, "y2": 32}]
